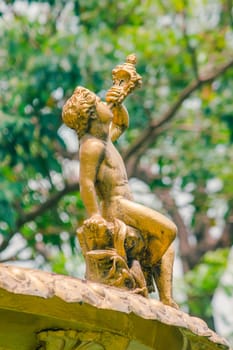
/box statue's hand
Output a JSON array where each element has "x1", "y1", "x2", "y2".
[
  {"x1": 106, "y1": 86, "x2": 123, "y2": 105},
  {"x1": 84, "y1": 214, "x2": 107, "y2": 234}
]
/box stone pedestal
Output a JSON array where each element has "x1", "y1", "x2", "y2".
[{"x1": 0, "y1": 265, "x2": 230, "y2": 350}]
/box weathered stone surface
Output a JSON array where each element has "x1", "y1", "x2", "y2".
[{"x1": 0, "y1": 264, "x2": 230, "y2": 350}]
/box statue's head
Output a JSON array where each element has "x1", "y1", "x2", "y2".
[{"x1": 62, "y1": 86, "x2": 97, "y2": 138}]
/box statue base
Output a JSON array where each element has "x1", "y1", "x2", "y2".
[{"x1": 0, "y1": 264, "x2": 230, "y2": 350}]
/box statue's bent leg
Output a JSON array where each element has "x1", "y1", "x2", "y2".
[{"x1": 114, "y1": 198, "x2": 177, "y2": 265}]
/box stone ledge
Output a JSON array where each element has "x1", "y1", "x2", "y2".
[{"x1": 0, "y1": 264, "x2": 230, "y2": 350}]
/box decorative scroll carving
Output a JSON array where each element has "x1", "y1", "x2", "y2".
[
  {"x1": 37, "y1": 330, "x2": 105, "y2": 350},
  {"x1": 77, "y1": 218, "x2": 148, "y2": 296},
  {"x1": 37, "y1": 329, "x2": 129, "y2": 350}
]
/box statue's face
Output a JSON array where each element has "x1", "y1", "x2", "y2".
[{"x1": 95, "y1": 97, "x2": 113, "y2": 124}]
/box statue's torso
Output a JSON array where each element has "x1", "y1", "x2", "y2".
[{"x1": 96, "y1": 140, "x2": 132, "y2": 203}]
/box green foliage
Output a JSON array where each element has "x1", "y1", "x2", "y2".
[
  {"x1": 184, "y1": 249, "x2": 229, "y2": 325},
  {"x1": 0, "y1": 0, "x2": 233, "y2": 335}
]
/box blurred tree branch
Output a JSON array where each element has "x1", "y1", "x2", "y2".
[
  {"x1": 17, "y1": 182, "x2": 79, "y2": 228},
  {"x1": 0, "y1": 183, "x2": 79, "y2": 254},
  {"x1": 124, "y1": 56, "x2": 233, "y2": 176}
]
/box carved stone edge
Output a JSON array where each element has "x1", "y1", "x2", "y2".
[
  {"x1": 37, "y1": 329, "x2": 129, "y2": 350},
  {"x1": 0, "y1": 264, "x2": 230, "y2": 350}
]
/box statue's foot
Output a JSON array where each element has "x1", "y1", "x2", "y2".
[
  {"x1": 129, "y1": 287, "x2": 148, "y2": 297},
  {"x1": 161, "y1": 298, "x2": 179, "y2": 309}
]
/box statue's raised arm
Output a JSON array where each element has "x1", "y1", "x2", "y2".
[{"x1": 106, "y1": 54, "x2": 142, "y2": 142}]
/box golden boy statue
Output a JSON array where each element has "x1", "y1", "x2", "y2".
[{"x1": 62, "y1": 55, "x2": 178, "y2": 308}]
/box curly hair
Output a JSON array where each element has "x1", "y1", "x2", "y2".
[{"x1": 62, "y1": 86, "x2": 97, "y2": 138}]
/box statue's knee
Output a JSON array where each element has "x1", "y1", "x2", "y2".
[{"x1": 168, "y1": 222, "x2": 177, "y2": 242}]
